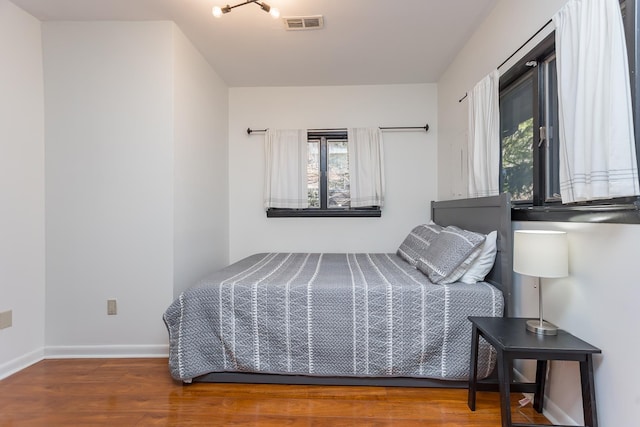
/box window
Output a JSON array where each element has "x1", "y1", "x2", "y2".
[
  {"x1": 307, "y1": 134, "x2": 350, "y2": 209},
  {"x1": 500, "y1": 26, "x2": 640, "y2": 223},
  {"x1": 499, "y1": 33, "x2": 558, "y2": 206},
  {"x1": 267, "y1": 130, "x2": 381, "y2": 218}
]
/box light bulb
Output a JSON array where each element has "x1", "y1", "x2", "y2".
[
  {"x1": 212, "y1": 6, "x2": 223, "y2": 17},
  {"x1": 270, "y1": 7, "x2": 280, "y2": 18}
]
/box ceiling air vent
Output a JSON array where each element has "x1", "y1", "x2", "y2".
[{"x1": 283, "y1": 15, "x2": 324, "y2": 31}]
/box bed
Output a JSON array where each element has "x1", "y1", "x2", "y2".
[{"x1": 163, "y1": 193, "x2": 512, "y2": 387}]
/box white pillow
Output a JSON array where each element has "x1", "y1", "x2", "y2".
[{"x1": 459, "y1": 231, "x2": 497, "y2": 284}]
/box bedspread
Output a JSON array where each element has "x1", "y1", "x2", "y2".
[{"x1": 163, "y1": 253, "x2": 503, "y2": 382}]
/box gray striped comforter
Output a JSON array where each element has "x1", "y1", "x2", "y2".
[{"x1": 163, "y1": 253, "x2": 502, "y2": 382}]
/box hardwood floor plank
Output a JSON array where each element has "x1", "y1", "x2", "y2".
[{"x1": 0, "y1": 358, "x2": 551, "y2": 426}]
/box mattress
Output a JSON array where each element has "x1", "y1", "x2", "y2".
[{"x1": 163, "y1": 252, "x2": 503, "y2": 382}]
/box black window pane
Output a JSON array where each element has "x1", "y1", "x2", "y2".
[
  {"x1": 501, "y1": 73, "x2": 534, "y2": 201},
  {"x1": 327, "y1": 140, "x2": 350, "y2": 208},
  {"x1": 307, "y1": 140, "x2": 320, "y2": 208}
]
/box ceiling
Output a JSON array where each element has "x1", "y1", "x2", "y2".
[{"x1": 10, "y1": 0, "x2": 498, "y2": 87}]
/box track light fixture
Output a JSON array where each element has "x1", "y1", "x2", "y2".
[{"x1": 212, "y1": 0, "x2": 280, "y2": 18}]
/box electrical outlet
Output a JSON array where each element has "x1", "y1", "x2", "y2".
[
  {"x1": 0, "y1": 310, "x2": 12, "y2": 330},
  {"x1": 107, "y1": 299, "x2": 117, "y2": 315}
]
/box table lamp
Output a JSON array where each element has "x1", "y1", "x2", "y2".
[{"x1": 513, "y1": 230, "x2": 568, "y2": 335}]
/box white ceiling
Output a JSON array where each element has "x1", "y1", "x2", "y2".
[{"x1": 10, "y1": 0, "x2": 498, "y2": 87}]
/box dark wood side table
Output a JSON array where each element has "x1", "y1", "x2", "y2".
[{"x1": 467, "y1": 316, "x2": 601, "y2": 427}]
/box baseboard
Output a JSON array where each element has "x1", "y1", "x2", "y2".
[
  {"x1": 0, "y1": 348, "x2": 44, "y2": 380},
  {"x1": 542, "y1": 397, "x2": 580, "y2": 426},
  {"x1": 513, "y1": 367, "x2": 578, "y2": 426},
  {"x1": 44, "y1": 344, "x2": 169, "y2": 359}
]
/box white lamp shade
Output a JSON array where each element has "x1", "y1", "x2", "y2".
[{"x1": 513, "y1": 230, "x2": 568, "y2": 278}]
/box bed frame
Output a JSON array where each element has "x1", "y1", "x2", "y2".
[
  {"x1": 430, "y1": 193, "x2": 513, "y2": 317},
  {"x1": 192, "y1": 193, "x2": 512, "y2": 388}
]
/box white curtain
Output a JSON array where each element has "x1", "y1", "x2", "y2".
[
  {"x1": 467, "y1": 69, "x2": 500, "y2": 198},
  {"x1": 347, "y1": 128, "x2": 385, "y2": 207},
  {"x1": 554, "y1": 0, "x2": 640, "y2": 203},
  {"x1": 264, "y1": 129, "x2": 309, "y2": 209}
]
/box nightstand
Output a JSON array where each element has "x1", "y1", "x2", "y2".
[{"x1": 467, "y1": 316, "x2": 601, "y2": 427}]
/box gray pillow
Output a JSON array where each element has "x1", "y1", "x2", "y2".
[
  {"x1": 416, "y1": 225, "x2": 486, "y2": 284},
  {"x1": 397, "y1": 222, "x2": 443, "y2": 266}
]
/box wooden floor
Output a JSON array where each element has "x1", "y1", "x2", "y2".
[{"x1": 0, "y1": 358, "x2": 551, "y2": 426}]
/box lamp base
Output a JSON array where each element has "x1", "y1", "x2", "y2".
[{"x1": 526, "y1": 319, "x2": 558, "y2": 336}]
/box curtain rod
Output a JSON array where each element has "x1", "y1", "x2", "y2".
[
  {"x1": 246, "y1": 124, "x2": 429, "y2": 135},
  {"x1": 458, "y1": 18, "x2": 553, "y2": 103}
]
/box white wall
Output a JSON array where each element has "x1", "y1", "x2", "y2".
[
  {"x1": 43, "y1": 22, "x2": 176, "y2": 355},
  {"x1": 172, "y1": 27, "x2": 229, "y2": 297},
  {"x1": 512, "y1": 221, "x2": 640, "y2": 426},
  {"x1": 438, "y1": 1, "x2": 640, "y2": 425},
  {"x1": 0, "y1": 0, "x2": 46, "y2": 377},
  {"x1": 438, "y1": 0, "x2": 567, "y2": 200},
  {"x1": 228, "y1": 84, "x2": 437, "y2": 262},
  {"x1": 42, "y1": 21, "x2": 230, "y2": 356}
]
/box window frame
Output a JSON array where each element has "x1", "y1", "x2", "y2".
[
  {"x1": 266, "y1": 130, "x2": 381, "y2": 218},
  {"x1": 500, "y1": 26, "x2": 640, "y2": 224},
  {"x1": 499, "y1": 33, "x2": 554, "y2": 207},
  {"x1": 623, "y1": 0, "x2": 640, "y2": 180}
]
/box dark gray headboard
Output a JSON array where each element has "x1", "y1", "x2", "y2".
[{"x1": 431, "y1": 193, "x2": 513, "y2": 317}]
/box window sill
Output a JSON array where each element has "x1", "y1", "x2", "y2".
[
  {"x1": 512, "y1": 202, "x2": 640, "y2": 224},
  {"x1": 267, "y1": 208, "x2": 381, "y2": 218}
]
